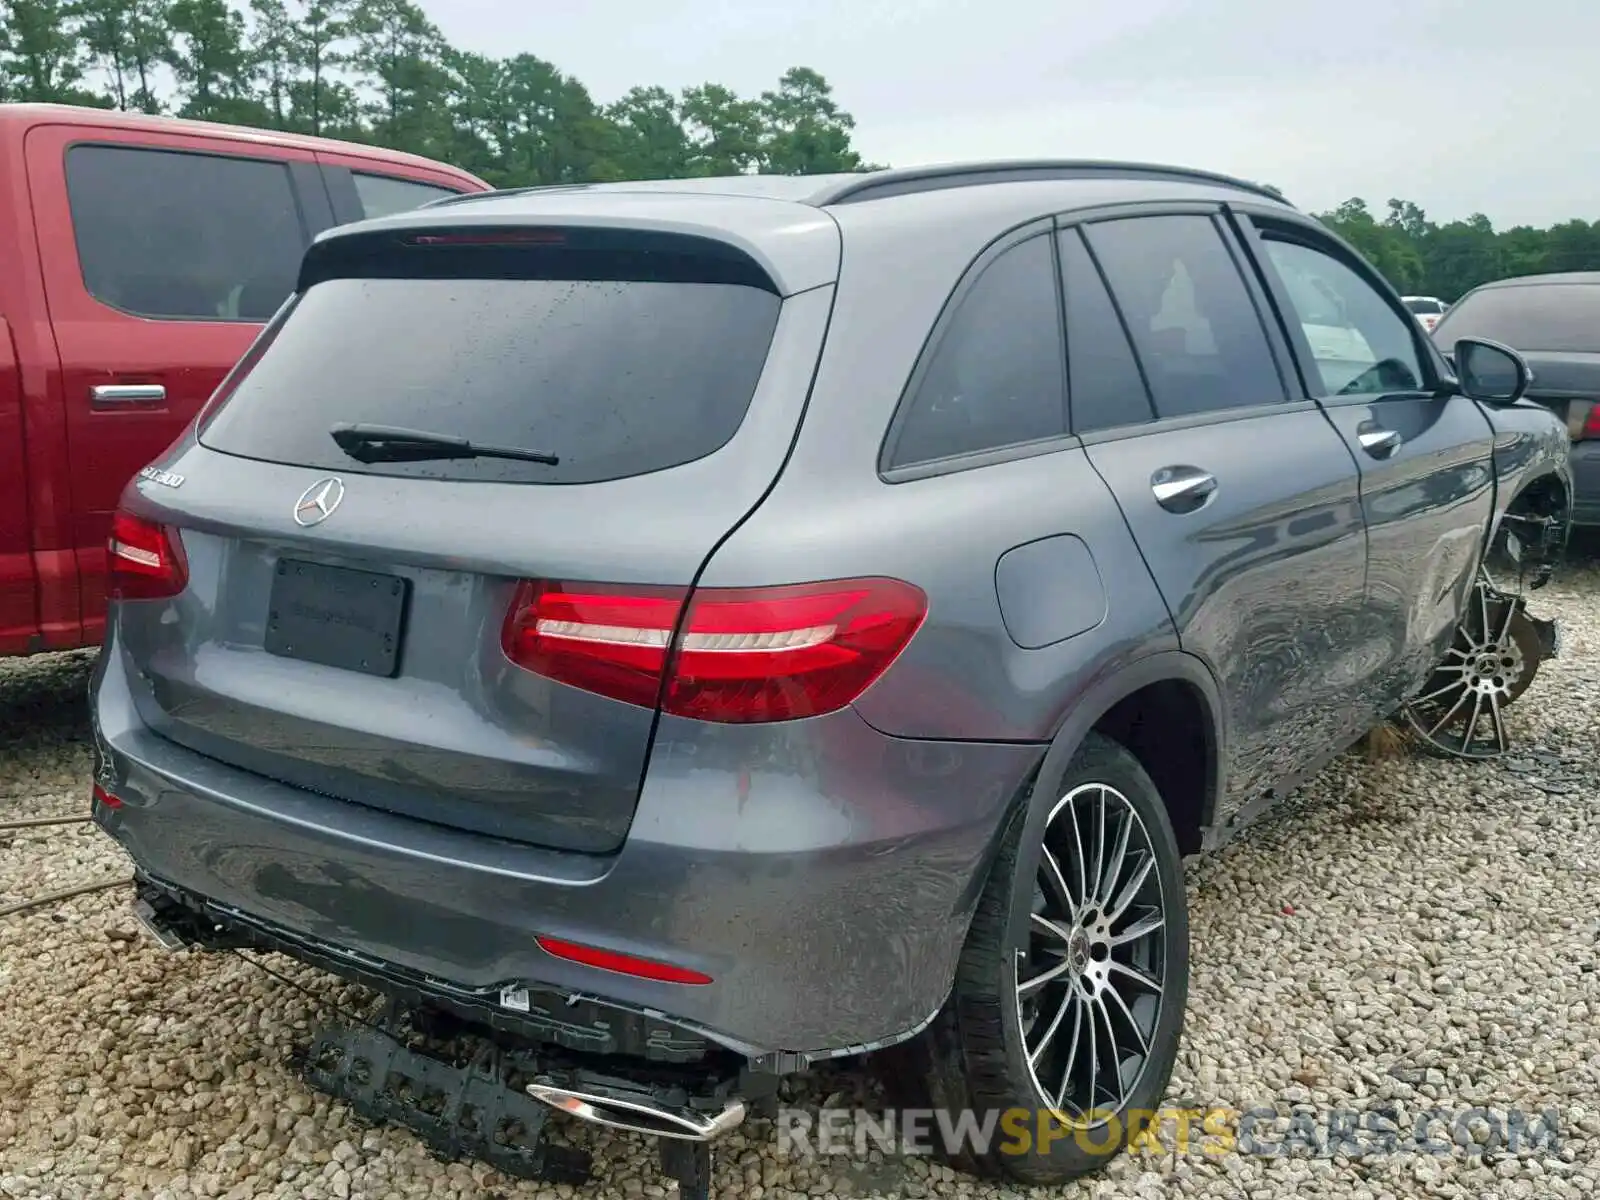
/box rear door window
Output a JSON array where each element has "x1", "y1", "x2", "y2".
[
  {"x1": 65, "y1": 144, "x2": 308, "y2": 321},
  {"x1": 198, "y1": 274, "x2": 782, "y2": 484},
  {"x1": 1083, "y1": 214, "x2": 1286, "y2": 418},
  {"x1": 353, "y1": 172, "x2": 463, "y2": 218}
]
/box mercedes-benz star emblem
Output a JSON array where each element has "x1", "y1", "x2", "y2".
[{"x1": 293, "y1": 477, "x2": 345, "y2": 527}]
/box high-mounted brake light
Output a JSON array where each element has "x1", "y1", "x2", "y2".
[
  {"x1": 501, "y1": 577, "x2": 927, "y2": 723},
  {"x1": 403, "y1": 230, "x2": 567, "y2": 247},
  {"x1": 108, "y1": 510, "x2": 188, "y2": 601}
]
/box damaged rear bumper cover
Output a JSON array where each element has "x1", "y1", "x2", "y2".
[{"x1": 90, "y1": 637, "x2": 1044, "y2": 1064}]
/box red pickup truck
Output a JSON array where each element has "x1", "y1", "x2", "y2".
[{"x1": 0, "y1": 104, "x2": 491, "y2": 657}]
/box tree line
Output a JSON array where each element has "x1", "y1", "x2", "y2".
[
  {"x1": 0, "y1": 0, "x2": 875, "y2": 184},
  {"x1": 1313, "y1": 197, "x2": 1600, "y2": 302},
  {"x1": 3, "y1": 0, "x2": 1595, "y2": 299}
]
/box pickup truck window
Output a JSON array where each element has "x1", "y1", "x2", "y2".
[
  {"x1": 353, "y1": 172, "x2": 461, "y2": 219},
  {"x1": 64, "y1": 144, "x2": 307, "y2": 323}
]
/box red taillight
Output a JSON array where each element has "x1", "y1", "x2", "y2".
[
  {"x1": 502, "y1": 581, "x2": 686, "y2": 709},
  {"x1": 501, "y1": 577, "x2": 927, "y2": 724},
  {"x1": 535, "y1": 936, "x2": 711, "y2": 985},
  {"x1": 1580, "y1": 401, "x2": 1600, "y2": 440},
  {"x1": 107, "y1": 510, "x2": 188, "y2": 600},
  {"x1": 668, "y1": 580, "x2": 928, "y2": 722}
]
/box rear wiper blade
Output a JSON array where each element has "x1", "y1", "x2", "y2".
[{"x1": 329, "y1": 423, "x2": 559, "y2": 466}]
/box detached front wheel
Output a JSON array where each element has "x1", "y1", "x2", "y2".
[
  {"x1": 1405, "y1": 570, "x2": 1551, "y2": 759},
  {"x1": 882, "y1": 733, "x2": 1189, "y2": 1185}
]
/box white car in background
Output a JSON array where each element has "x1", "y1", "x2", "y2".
[{"x1": 1402, "y1": 295, "x2": 1449, "y2": 332}]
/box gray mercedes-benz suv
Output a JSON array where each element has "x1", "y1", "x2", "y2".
[{"x1": 90, "y1": 161, "x2": 1572, "y2": 1185}]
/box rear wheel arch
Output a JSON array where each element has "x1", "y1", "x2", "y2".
[
  {"x1": 882, "y1": 656, "x2": 1217, "y2": 1183},
  {"x1": 1034, "y1": 652, "x2": 1225, "y2": 858}
]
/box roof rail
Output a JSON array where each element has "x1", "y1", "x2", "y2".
[{"x1": 809, "y1": 160, "x2": 1292, "y2": 207}]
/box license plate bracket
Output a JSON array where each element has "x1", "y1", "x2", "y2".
[{"x1": 265, "y1": 558, "x2": 409, "y2": 677}]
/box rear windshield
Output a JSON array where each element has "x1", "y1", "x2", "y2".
[
  {"x1": 198, "y1": 276, "x2": 782, "y2": 484},
  {"x1": 1433, "y1": 282, "x2": 1600, "y2": 353},
  {"x1": 1403, "y1": 297, "x2": 1443, "y2": 315}
]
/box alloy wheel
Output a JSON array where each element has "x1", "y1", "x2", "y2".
[
  {"x1": 1014, "y1": 781, "x2": 1169, "y2": 1126},
  {"x1": 1405, "y1": 570, "x2": 1544, "y2": 759}
]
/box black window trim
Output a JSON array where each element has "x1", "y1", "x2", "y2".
[
  {"x1": 64, "y1": 138, "x2": 315, "y2": 325},
  {"x1": 1226, "y1": 203, "x2": 1447, "y2": 406},
  {"x1": 1059, "y1": 224, "x2": 1159, "y2": 435},
  {"x1": 320, "y1": 164, "x2": 364, "y2": 226},
  {"x1": 878, "y1": 217, "x2": 1079, "y2": 482},
  {"x1": 1055, "y1": 201, "x2": 1305, "y2": 445}
]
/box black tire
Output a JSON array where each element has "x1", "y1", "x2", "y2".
[{"x1": 879, "y1": 732, "x2": 1189, "y2": 1185}]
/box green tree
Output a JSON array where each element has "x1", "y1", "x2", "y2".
[
  {"x1": 248, "y1": 0, "x2": 294, "y2": 126},
  {"x1": 110, "y1": 0, "x2": 171, "y2": 112},
  {"x1": 1, "y1": 0, "x2": 882, "y2": 194},
  {"x1": 606, "y1": 85, "x2": 691, "y2": 179},
  {"x1": 1319, "y1": 198, "x2": 1424, "y2": 293},
  {"x1": 1542, "y1": 218, "x2": 1600, "y2": 274},
  {"x1": 758, "y1": 66, "x2": 864, "y2": 175},
  {"x1": 285, "y1": 0, "x2": 355, "y2": 136},
  {"x1": 442, "y1": 52, "x2": 616, "y2": 187},
  {"x1": 680, "y1": 82, "x2": 763, "y2": 176},
  {"x1": 165, "y1": 0, "x2": 267, "y2": 123},
  {"x1": 348, "y1": 0, "x2": 449, "y2": 155},
  {"x1": 76, "y1": 0, "x2": 169, "y2": 111},
  {"x1": 1, "y1": 0, "x2": 103, "y2": 103},
  {"x1": 77, "y1": 0, "x2": 137, "y2": 108}
]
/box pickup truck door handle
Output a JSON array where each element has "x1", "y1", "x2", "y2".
[
  {"x1": 91, "y1": 384, "x2": 166, "y2": 406},
  {"x1": 1357, "y1": 425, "x2": 1403, "y2": 458},
  {"x1": 1150, "y1": 465, "x2": 1219, "y2": 513}
]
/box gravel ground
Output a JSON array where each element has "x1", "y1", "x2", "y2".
[{"x1": 2, "y1": 537, "x2": 1598, "y2": 1200}]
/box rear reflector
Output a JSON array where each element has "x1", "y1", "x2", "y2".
[
  {"x1": 92, "y1": 783, "x2": 122, "y2": 809},
  {"x1": 502, "y1": 577, "x2": 927, "y2": 723},
  {"x1": 108, "y1": 510, "x2": 188, "y2": 601},
  {"x1": 535, "y1": 936, "x2": 712, "y2": 985}
]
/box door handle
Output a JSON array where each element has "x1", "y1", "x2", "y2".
[
  {"x1": 91, "y1": 383, "x2": 166, "y2": 406},
  {"x1": 1357, "y1": 426, "x2": 1403, "y2": 458},
  {"x1": 1150, "y1": 465, "x2": 1218, "y2": 513}
]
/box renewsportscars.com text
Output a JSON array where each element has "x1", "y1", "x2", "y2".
[{"x1": 775, "y1": 1105, "x2": 1563, "y2": 1161}]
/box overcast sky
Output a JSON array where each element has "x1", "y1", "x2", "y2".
[{"x1": 426, "y1": 0, "x2": 1595, "y2": 228}]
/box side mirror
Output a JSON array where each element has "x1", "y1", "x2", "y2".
[{"x1": 1454, "y1": 337, "x2": 1530, "y2": 405}]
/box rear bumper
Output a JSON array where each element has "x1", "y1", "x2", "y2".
[
  {"x1": 1571, "y1": 441, "x2": 1600, "y2": 526},
  {"x1": 90, "y1": 632, "x2": 1043, "y2": 1059}
]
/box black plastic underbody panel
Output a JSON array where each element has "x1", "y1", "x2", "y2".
[
  {"x1": 135, "y1": 874, "x2": 717, "y2": 1062},
  {"x1": 302, "y1": 1020, "x2": 592, "y2": 1184}
]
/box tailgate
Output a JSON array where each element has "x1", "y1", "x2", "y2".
[{"x1": 112, "y1": 217, "x2": 839, "y2": 853}]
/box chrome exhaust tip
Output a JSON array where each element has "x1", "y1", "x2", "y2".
[
  {"x1": 131, "y1": 897, "x2": 187, "y2": 953},
  {"x1": 526, "y1": 1083, "x2": 745, "y2": 1142}
]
